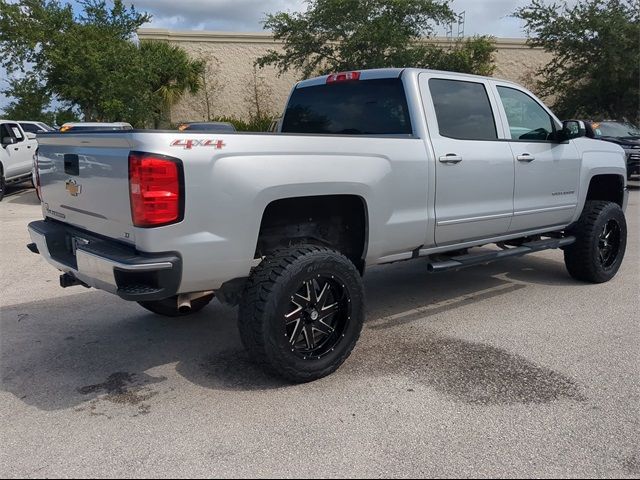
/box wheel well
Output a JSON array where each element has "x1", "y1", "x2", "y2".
[
  {"x1": 585, "y1": 174, "x2": 625, "y2": 207},
  {"x1": 256, "y1": 195, "x2": 368, "y2": 273}
]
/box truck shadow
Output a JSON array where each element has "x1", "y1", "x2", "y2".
[
  {"x1": 1, "y1": 185, "x2": 40, "y2": 205},
  {"x1": 0, "y1": 254, "x2": 586, "y2": 411}
]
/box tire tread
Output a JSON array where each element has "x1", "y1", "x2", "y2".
[
  {"x1": 564, "y1": 200, "x2": 626, "y2": 283},
  {"x1": 238, "y1": 244, "x2": 363, "y2": 383}
]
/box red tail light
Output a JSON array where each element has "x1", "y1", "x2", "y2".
[
  {"x1": 129, "y1": 152, "x2": 184, "y2": 228},
  {"x1": 326, "y1": 71, "x2": 361, "y2": 83}
]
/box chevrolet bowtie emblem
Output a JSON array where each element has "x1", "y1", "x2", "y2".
[{"x1": 65, "y1": 179, "x2": 82, "y2": 197}]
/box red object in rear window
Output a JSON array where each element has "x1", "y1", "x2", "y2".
[
  {"x1": 326, "y1": 71, "x2": 361, "y2": 83},
  {"x1": 129, "y1": 152, "x2": 184, "y2": 228}
]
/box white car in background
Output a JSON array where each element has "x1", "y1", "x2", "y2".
[{"x1": 0, "y1": 120, "x2": 37, "y2": 201}]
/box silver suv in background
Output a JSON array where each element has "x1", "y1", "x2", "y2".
[
  {"x1": 59, "y1": 122, "x2": 133, "y2": 133},
  {"x1": 178, "y1": 122, "x2": 236, "y2": 133}
]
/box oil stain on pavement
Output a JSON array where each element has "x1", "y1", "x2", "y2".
[
  {"x1": 76, "y1": 371, "x2": 166, "y2": 418},
  {"x1": 347, "y1": 334, "x2": 587, "y2": 406}
]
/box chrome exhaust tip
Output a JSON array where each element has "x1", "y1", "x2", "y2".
[
  {"x1": 177, "y1": 300, "x2": 192, "y2": 314},
  {"x1": 176, "y1": 291, "x2": 214, "y2": 314}
]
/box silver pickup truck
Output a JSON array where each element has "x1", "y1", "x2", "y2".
[{"x1": 28, "y1": 68, "x2": 628, "y2": 382}]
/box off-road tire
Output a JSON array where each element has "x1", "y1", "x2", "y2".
[
  {"x1": 238, "y1": 244, "x2": 364, "y2": 383},
  {"x1": 138, "y1": 294, "x2": 214, "y2": 317},
  {"x1": 564, "y1": 200, "x2": 627, "y2": 283}
]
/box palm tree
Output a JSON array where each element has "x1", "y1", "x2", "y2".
[{"x1": 139, "y1": 41, "x2": 204, "y2": 127}]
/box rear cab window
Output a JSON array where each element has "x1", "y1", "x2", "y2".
[{"x1": 281, "y1": 78, "x2": 413, "y2": 135}]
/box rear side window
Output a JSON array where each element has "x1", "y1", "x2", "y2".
[
  {"x1": 281, "y1": 78, "x2": 412, "y2": 135},
  {"x1": 429, "y1": 78, "x2": 497, "y2": 141},
  {"x1": 20, "y1": 123, "x2": 41, "y2": 133}
]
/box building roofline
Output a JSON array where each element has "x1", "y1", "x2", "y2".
[{"x1": 136, "y1": 28, "x2": 537, "y2": 49}]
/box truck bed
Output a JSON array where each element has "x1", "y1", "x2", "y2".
[{"x1": 35, "y1": 130, "x2": 429, "y2": 292}]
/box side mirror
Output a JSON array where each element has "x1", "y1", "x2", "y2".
[
  {"x1": 561, "y1": 120, "x2": 587, "y2": 140},
  {"x1": 26, "y1": 132, "x2": 37, "y2": 140},
  {"x1": 1, "y1": 137, "x2": 17, "y2": 147}
]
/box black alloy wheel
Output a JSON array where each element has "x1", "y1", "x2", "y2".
[
  {"x1": 597, "y1": 219, "x2": 621, "y2": 269},
  {"x1": 285, "y1": 275, "x2": 351, "y2": 360}
]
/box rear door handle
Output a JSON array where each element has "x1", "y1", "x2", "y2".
[
  {"x1": 517, "y1": 153, "x2": 535, "y2": 162},
  {"x1": 439, "y1": 154, "x2": 463, "y2": 164}
]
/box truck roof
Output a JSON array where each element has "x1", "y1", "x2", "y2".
[
  {"x1": 296, "y1": 67, "x2": 518, "y2": 89},
  {"x1": 61, "y1": 122, "x2": 133, "y2": 127}
]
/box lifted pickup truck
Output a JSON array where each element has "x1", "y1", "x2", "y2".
[
  {"x1": 1, "y1": 119, "x2": 38, "y2": 201},
  {"x1": 28, "y1": 69, "x2": 628, "y2": 382}
]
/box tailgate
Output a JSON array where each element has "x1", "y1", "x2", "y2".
[{"x1": 36, "y1": 133, "x2": 136, "y2": 242}]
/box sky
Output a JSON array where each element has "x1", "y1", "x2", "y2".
[
  {"x1": 129, "y1": 0, "x2": 530, "y2": 38},
  {"x1": 0, "y1": 0, "x2": 536, "y2": 111}
]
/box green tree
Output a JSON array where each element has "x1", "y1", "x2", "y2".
[
  {"x1": 256, "y1": 0, "x2": 496, "y2": 77},
  {"x1": 2, "y1": 75, "x2": 51, "y2": 122},
  {"x1": 195, "y1": 56, "x2": 222, "y2": 121},
  {"x1": 0, "y1": 0, "x2": 203, "y2": 127},
  {"x1": 244, "y1": 64, "x2": 274, "y2": 121},
  {"x1": 1, "y1": 75, "x2": 81, "y2": 126},
  {"x1": 139, "y1": 41, "x2": 204, "y2": 127},
  {"x1": 514, "y1": 0, "x2": 640, "y2": 122}
]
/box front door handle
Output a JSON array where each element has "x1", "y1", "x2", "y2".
[
  {"x1": 439, "y1": 154, "x2": 463, "y2": 164},
  {"x1": 517, "y1": 153, "x2": 535, "y2": 162}
]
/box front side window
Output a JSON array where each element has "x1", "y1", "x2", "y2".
[
  {"x1": 428, "y1": 78, "x2": 498, "y2": 141},
  {"x1": 497, "y1": 86, "x2": 555, "y2": 141},
  {"x1": 2, "y1": 123, "x2": 24, "y2": 142},
  {"x1": 0, "y1": 124, "x2": 11, "y2": 140}
]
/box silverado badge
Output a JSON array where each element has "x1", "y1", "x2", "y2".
[{"x1": 65, "y1": 178, "x2": 82, "y2": 197}]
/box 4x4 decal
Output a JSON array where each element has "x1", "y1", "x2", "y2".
[{"x1": 170, "y1": 139, "x2": 226, "y2": 150}]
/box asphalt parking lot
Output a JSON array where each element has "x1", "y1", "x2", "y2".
[{"x1": 1, "y1": 183, "x2": 638, "y2": 478}]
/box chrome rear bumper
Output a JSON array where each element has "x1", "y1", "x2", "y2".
[{"x1": 28, "y1": 220, "x2": 181, "y2": 301}]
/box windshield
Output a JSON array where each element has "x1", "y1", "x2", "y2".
[{"x1": 592, "y1": 121, "x2": 640, "y2": 138}]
